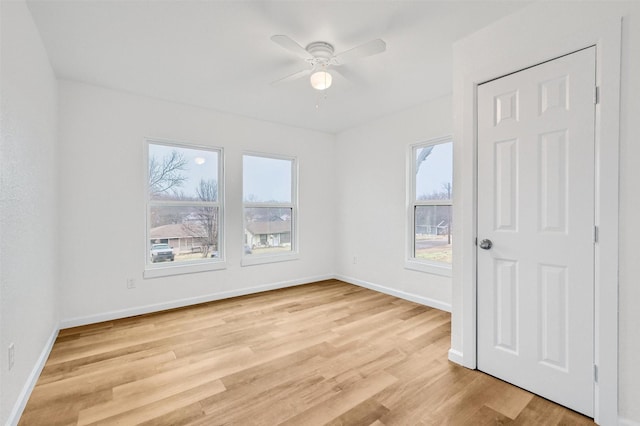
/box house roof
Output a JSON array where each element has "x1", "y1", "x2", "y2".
[
  {"x1": 150, "y1": 223, "x2": 206, "y2": 239},
  {"x1": 246, "y1": 221, "x2": 291, "y2": 236}
]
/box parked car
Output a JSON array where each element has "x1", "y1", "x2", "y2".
[{"x1": 150, "y1": 243, "x2": 174, "y2": 262}]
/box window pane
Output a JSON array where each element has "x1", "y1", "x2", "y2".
[
  {"x1": 244, "y1": 207, "x2": 292, "y2": 255},
  {"x1": 415, "y1": 205, "x2": 452, "y2": 264},
  {"x1": 149, "y1": 143, "x2": 218, "y2": 201},
  {"x1": 415, "y1": 142, "x2": 453, "y2": 201},
  {"x1": 243, "y1": 155, "x2": 292, "y2": 203},
  {"x1": 149, "y1": 205, "x2": 220, "y2": 263}
]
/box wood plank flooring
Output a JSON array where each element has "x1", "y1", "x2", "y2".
[{"x1": 19, "y1": 280, "x2": 594, "y2": 425}]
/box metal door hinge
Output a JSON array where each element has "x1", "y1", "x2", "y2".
[
  {"x1": 594, "y1": 364, "x2": 599, "y2": 383},
  {"x1": 594, "y1": 226, "x2": 599, "y2": 243},
  {"x1": 594, "y1": 86, "x2": 600, "y2": 104}
]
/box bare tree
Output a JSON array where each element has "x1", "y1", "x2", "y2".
[
  {"x1": 189, "y1": 179, "x2": 218, "y2": 257},
  {"x1": 418, "y1": 182, "x2": 452, "y2": 201},
  {"x1": 196, "y1": 179, "x2": 217, "y2": 202},
  {"x1": 148, "y1": 150, "x2": 188, "y2": 197}
]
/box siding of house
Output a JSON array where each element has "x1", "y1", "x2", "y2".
[{"x1": 245, "y1": 220, "x2": 292, "y2": 248}]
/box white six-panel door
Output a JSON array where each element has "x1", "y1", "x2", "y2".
[{"x1": 477, "y1": 47, "x2": 596, "y2": 417}]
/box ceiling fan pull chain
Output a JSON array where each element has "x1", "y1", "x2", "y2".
[{"x1": 315, "y1": 91, "x2": 329, "y2": 110}]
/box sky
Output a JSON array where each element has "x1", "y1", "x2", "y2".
[
  {"x1": 149, "y1": 144, "x2": 292, "y2": 203},
  {"x1": 149, "y1": 143, "x2": 219, "y2": 199},
  {"x1": 415, "y1": 142, "x2": 453, "y2": 199},
  {"x1": 243, "y1": 155, "x2": 292, "y2": 203},
  {"x1": 150, "y1": 141, "x2": 447, "y2": 202}
]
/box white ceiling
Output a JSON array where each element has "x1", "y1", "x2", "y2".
[{"x1": 26, "y1": 1, "x2": 529, "y2": 134}]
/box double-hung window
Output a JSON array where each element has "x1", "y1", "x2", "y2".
[
  {"x1": 407, "y1": 136, "x2": 453, "y2": 275},
  {"x1": 145, "y1": 139, "x2": 224, "y2": 278},
  {"x1": 242, "y1": 153, "x2": 297, "y2": 266}
]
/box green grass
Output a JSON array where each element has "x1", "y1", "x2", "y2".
[
  {"x1": 415, "y1": 234, "x2": 452, "y2": 264},
  {"x1": 249, "y1": 246, "x2": 291, "y2": 255},
  {"x1": 416, "y1": 248, "x2": 452, "y2": 263}
]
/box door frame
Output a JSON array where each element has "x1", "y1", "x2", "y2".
[{"x1": 450, "y1": 11, "x2": 621, "y2": 425}]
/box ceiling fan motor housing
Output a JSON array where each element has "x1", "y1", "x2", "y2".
[{"x1": 305, "y1": 41, "x2": 334, "y2": 69}]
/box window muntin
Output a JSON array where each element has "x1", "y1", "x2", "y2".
[
  {"x1": 242, "y1": 154, "x2": 297, "y2": 263},
  {"x1": 146, "y1": 141, "x2": 223, "y2": 273},
  {"x1": 410, "y1": 139, "x2": 453, "y2": 270}
]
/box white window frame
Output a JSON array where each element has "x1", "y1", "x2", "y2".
[
  {"x1": 144, "y1": 138, "x2": 225, "y2": 278},
  {"x1": 405, "y1": 135, "x2": 453, "y2": 276},
  {"x1": 242, "y1": 152, "x2": 298, "y2": 267}
]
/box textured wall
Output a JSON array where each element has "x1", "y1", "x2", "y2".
[
  {"x1": 335, "y1": 97, "x2": 453, "y2": 309},
  {"x1": 0, "y1": 1, "x2": 59, "y2": 424}
]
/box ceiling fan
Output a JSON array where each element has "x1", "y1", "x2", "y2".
[{"x1": 270, "y1": 35, "x2": 387, "y2": 91}]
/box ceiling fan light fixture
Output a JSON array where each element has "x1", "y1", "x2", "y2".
[{"x1": 310, "y1": 70, "x2": 332, "y2": 90}]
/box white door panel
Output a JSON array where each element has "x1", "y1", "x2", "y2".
[{"x1": 477, "y1": 47, "x2": 596, "y2": 416}]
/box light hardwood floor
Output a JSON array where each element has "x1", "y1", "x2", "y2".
[{"x1": 19, "y1": 280, "x2": 594, "y2": 425}]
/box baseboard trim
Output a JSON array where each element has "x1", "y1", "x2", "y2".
[
  {"x1": 6, "y1": 325, "x2": 59, "y2": 426},
  {"x1": 619, "y1": 418, "x2": 640, "y2": 426},
  {"x1": 59, "y1": 274, "x2": 334, "y2": 329},
  {"x1": 447, "y1": 348, "x2": 464, "y2": 366},
  {"x1": 334, "y1": 274, "x2": 451, "y2": 312}
]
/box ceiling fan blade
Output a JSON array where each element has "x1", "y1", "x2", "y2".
[
  {"x1": 271, "y1": 35, "x2": 314, "y2": 60},
  {"x1": 333, "y1": 39, "x2": 386, "y2": 65},
  {"x1": 270, "y1": 69, "x2": 311, "y2": 86},
  {"x1": 330, "y1": 67, "x2": 351, "y2": 82}
]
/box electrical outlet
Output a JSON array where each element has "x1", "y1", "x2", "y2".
[
  {"x1": 8, "y1": 343, "x2": 15, "y2": 371},
  {"x1": 126, "y1": 278, "x2": 136, "y2": 289}
]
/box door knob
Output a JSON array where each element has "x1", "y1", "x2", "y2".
[{"x1": 479, "y1": 239, "x2": 493, "y2": 250}]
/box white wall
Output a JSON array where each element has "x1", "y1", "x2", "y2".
[
  {"x1": 451, "y1": 2, "x2": 640, "y2": 423},
  {"x1": 9, "y1": 1, "x2": 638, "y2": 423},
  {"x1": 0, "y1": 1, "x2": 60, "y2": 424},
  {"x1": 57, "y1": 81, "x2": 336, "y2": 324},
  {"x1": 618, "y1": 5, "x2": 640, "y2": 423},
  {"x1": 334, "y1": 98, "x2": 452, "y2": 310}
]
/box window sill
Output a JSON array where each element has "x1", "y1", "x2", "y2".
[
  {"x1": 404, "y1": 259, "x2": 452, "y2": 277},
  {"x1": 144, "y1": 260, "x2": 226, "y2": 279},
  {"x1": 241, "y1": 252, "x2": 299, "y2": 267}
]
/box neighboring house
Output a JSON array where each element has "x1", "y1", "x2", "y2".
[
  {"x1": 245, "y1": 220, "x2": 291, "y2": 248},
  {"x1": 150, "y1": 223, "x2": 209, "y2": 254},
  {"x1": 416, "y1": 220, "x2": 449, "y2": 236}
]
